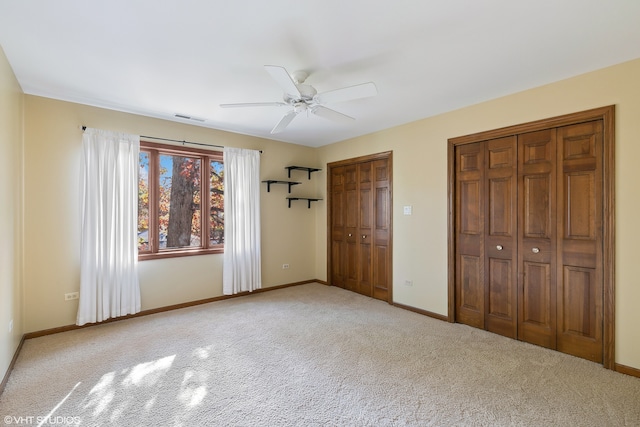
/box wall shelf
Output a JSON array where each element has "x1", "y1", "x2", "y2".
[
  {"x1": 265, "y1": 165, "x2": 322, "y2": 207},
  {"x1": 286, "y1": 197, "x2": 323, "y2": 208},
  {"x1": 285, "y1": 166, "x2": 322, "y2": 180},
  {"x1": 262, "y1": 180, "x2": 301, "y2": 193}
]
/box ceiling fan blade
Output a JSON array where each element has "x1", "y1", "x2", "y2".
[
  {"x1": 271, "y1": 110, "x2": 298, "y2": 134},
  {"x1": 220, "y1": 102, "x2": 287, "y2": 108},
  {"x1": 312, "y1": 105, "x2": 355, "y2": 123},
  {"x1": 314, "y1": 82, "x2": 377, "y2": 105},
  {"x1": 264, "y1": 65, "x2": 301, "y2": 98}
]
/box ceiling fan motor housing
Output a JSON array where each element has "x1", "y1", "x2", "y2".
[
  {"x1": 285, "y1": 83, "x2": 317, "y2": 104},
  {"x1": 293, "y1": 102, "x2": 308, "y2": 113}
]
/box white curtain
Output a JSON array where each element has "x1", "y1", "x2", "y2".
[
  {"x1": 77, "y1": 128, "x2": 141, "y2": 326},
  {"x1": 223, "y1": 147, "x2": 262, "y2": 295}
]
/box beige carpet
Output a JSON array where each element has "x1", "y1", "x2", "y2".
[{"x1": 1, "y1": 283, "x2": 639, "y2": 426}]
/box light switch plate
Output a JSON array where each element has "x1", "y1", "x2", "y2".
[{"x1": 403, "y1": 205, "x2": 412, "y2": 215}]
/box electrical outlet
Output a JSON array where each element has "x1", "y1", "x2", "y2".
[
  {"x1": 64, "y1": 292, "x2": 79, "y2": 301},
  {"x1": 404, "y1": 280, "x2": 413, "y2": 286},
  {"x1": 8, "y1": 319, "x2": 13, "y2": 333},
  {"x1": 282, "y1": 264, "x2": 290, "y2": 269}
]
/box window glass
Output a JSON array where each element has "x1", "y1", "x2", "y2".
[
  {"x1": 210, "y1": 160, "x2": 224, "y2": 245},
  {"x1": 159, "y1": 154, "x2": 201, "y2": 249},
  {"x1": 138, "y1": 151, "x2": 150, "y2": 251}
]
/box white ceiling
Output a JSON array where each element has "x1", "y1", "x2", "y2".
[{"x1": 1, "y1": 1, "x2": 640, "y2": 147}]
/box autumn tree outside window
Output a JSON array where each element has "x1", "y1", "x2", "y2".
[{"x1": 138, "y1": 141, "x2": 224, "y2": 260}]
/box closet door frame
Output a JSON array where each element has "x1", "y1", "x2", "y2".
[{"x1": 447, "y1": 105, "x2": 615, "y2": 369}]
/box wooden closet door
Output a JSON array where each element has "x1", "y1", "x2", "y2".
[
  {"x1": 556, "y1": 120, "x2": 603, "y2": 363},
  {"x1": 372, "y1": 158, "x2": 391, "y2": 301},
  {"x1": 455, "y1": 142, "x2": 485, "y2": 329},
  {"x1": 329, "y1": 152, "x2": 393, "y2": 303},
  {"x1": 485, "y1": 137, "x2": 518, "y2": 338},
  {"x1": 330, "y1": 166, "x2": 346, "y2": 289},
  {"x1": 344, "y1": 164, "x2": 359, "y2": 292},
  {"x1": 517, "y1": 129, "x2": 558, "y2": 349},
  {"x1": 449, "y1": 106, "x2": 613, "y2": 367},
  {"x1": 357, "y1": 161, "x2": 374, "y2": 296}
]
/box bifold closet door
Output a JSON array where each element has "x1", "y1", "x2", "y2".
[
  {"x1": 454, "y1": 121, "x2": 604, "y2": 362},
  {"x1": 344, "y1": 163, "x2": 359, "y2": 293},
  {"x1": 371, "y1": 158, "x2": 391, "y2": 301},
  {"x1": 353, "y1": 159, "x2": 391, "y2": 299},
  {"x1": 451, "y1": 108, "x2": 612, "y2": 365},
  {"x1": 556, "y1": 120, "x2": 603, "y2": 363},
  {"x1": 455, "y1": 142, "x2": 486, "y2": 329},
  {"x1": 329, "y1": 154, "x2": 392, "y2": 302},
  {"x1": 484, "y1": 137, "x2": 518, "y2": 339},
  {"x1": 329, "y1": 163, "x2": 364, "y2": 294},
  {"x1": 357, "y1": 161, "x2": 374, "y2": 296},
  {"x1": 455, "y1": 138, "x2": 518, "y2": 337},
  {"x1": 517, "y1": 129, "x2": 558, "y2": 349},
  {"x1": 331, "y1": 160, "x2": 376, "y2": 297},
  {"x1": 330, "y1": 166, "x2": 346, "y2": 289}
]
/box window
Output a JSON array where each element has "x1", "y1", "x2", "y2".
[{"x1": 138, "y1": 141, "x2": 223, "y2": 260}]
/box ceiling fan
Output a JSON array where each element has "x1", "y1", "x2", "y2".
[{"x1": 220, "y1": 65, "x2": 377, "y2": 134}]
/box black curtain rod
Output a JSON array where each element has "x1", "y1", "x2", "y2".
[
  {"x1": 81, "y1": 126, "x2": 262, "y2": 153},
  {"x1": 141, "y1": 135, "x2": 226, "y2": 149}
]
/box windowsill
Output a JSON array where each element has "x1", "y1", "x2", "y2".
[{"x1": 138, "y1": 247, "x2": 224, "y2": 261}]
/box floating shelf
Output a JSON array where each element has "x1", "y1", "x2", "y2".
[
  {"x1": 285, "y1": 166, "x2": 322, "y2": 180},
  {"x1": 262, "y1": 180, "x2": 301, "y2": 193},
  {"x1": 286, "y1": 197, "x2": 323, "y2": 208}
]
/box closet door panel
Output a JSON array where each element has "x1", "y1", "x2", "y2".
[
  {"x1": 357, "y1": 162, "x2": 373, "y2": 296},
  {"x1": 485, "y1": 136, "x2": 517, "y2": 338},
  {"x1": 455, "y1": 143, "x2": 485, "y2": 328},
  {"x1": 562, "y1": 266, "x2": 597, "y2": 335},
  {"x1": 372, "y1": 245, "x2": 389, "y2": 300},
  {"x1": 459, "y1": 255, "x2": 483, "y2": 327},
  {"x1": 373, "y1": 159, "x2": 391, "y2": 301},
  {"x1": 487, "y1": 259, "x2": 514, "y2": 320},
  {"x1": 344, "y1": 165, "x2": 358, "y2": 291},
  {"x1": 518, "y1": 129, "x2": 557, "y2": 348},
  {"x1": 523, "y1": 175, "x2": 552, "y2": 237},
  {"x1": 330, "y1": 167, "x2": 346, "y2": 288},
  {"x1": 556, "y1": 121, "x2": 603, "y2": 363},
  {"x1": 521, "y1": 261, "x2": 554, "y2": 347}
]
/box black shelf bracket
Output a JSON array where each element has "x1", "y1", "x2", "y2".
[
  {"x1": 286, "y1": 197, "x2": 323, "y2": 208},
  {"x1": 262, "y1": 180, "x2": 301, "y2": 193},
  {"x1": 285, "y1": 166, "x2": 322, "y2": 180}
]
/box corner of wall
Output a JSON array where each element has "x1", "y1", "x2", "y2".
[{"x1": 0, "y1": 43, "x2": 25, "y2": 388}]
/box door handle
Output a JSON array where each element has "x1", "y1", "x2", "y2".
[
  {"x1": 362, "y1": 235, "x2": 366, "y2": 239},
  {"x1": 532, "y1": 247, "x2": 540, "y2": 254},
  {"x1": 496, "y1": 245, "x2": 503, "y2": 251},
  {"x1": 348, "y1": 233, "x2": 352, "y2": 237}
]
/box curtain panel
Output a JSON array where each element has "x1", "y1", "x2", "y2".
[
  {"x1": 223, "y1": 147, "x2": 262, "y2": 295},
  {"x1": 77, "y1": 128, "x2": 141, "y2": 325}
]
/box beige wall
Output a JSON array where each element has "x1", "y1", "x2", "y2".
[
  {"x1": 6, "y1": 54, "x2": 640, "y2": 377},
  {"x1": 315, "y1": 57, "x2": 640, "y2": 370},
  {"x1": 23, "y1": 96, "x2": 319, "y2": 333},
  {"x1": 0, "y1": 46, "x2": 24, "y2": 382}
]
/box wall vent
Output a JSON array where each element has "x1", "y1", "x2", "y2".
[{"x1": 174, "y1": 113, "x2": 206, "y2": 122}]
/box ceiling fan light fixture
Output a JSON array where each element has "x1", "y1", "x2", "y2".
[{"x1": 293, "y1": 102, "x2": 308, "y2": 114}]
